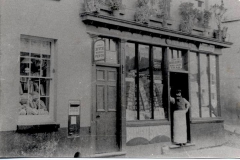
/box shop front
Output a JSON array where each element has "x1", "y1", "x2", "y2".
[
  {"x1": 0, "y1": 0, "x2": 233, "y2": 158},
  {"x1": 82, "y1": 11, "x2": 232, "y2": 153}
]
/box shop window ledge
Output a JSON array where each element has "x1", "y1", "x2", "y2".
[
  {"x1": 191, "y1": 118, "x2": 224, "y2": 124},
  {"x1": 127, "y1": 120, "x2": 170, "y2": 127},
  {"x1": 17, "y1": 124, "x2": 60, "y2": 133},
  {"x1": 91, "y1": 151, "x2": 126, "y2": 158}
]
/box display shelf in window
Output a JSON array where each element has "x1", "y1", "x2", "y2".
[{"x1": 19, "y1": 37, "x2": 53, "y2": 118}]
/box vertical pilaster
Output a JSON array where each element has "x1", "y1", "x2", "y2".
[
  {"x1": 119, "y1": 38, "x2": 127, "y2": 152},
  {"x1": 88, "y1": 33, "x2": 99, "y2": 156},
  {"x1": 216, "y1": 55, "x2": 221, "y2": 117}
]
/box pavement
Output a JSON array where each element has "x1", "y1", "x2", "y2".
[
  {"x1": 124, "y1": 124, "x2": 240, "y2": 158},
  {"x1": 126, "y1": 144, "x2": 240, "y2": 158},
  {"x1": 162, "y1": 146, "x2": 240, "y2": 158},
  {"x1": 224, "y1": 123, "x2": 240, "y2": 135}
]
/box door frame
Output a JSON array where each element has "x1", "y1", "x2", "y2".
[
  {"x1": 169, "y1": 71, "x2": 191, "y2": 143},
  {"x1": 168, "y1": 50, "x2": 192, "y2": 143},
  {"x1": 90, "y1": 36, "x2": 126, "y2": 155}
]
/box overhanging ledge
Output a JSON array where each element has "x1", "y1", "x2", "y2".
[{"x1": 81, "y1": 13, "x2": 233, "y2": 49}]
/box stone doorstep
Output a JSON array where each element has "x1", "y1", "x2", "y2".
[
  {"x1": 161, "y1": 143, "x2": 196, "y2": 155},
  {"x1": 91, "y1": 151, "x2": 126, "y2": 158},
  {"x1": 169, "y1": 143, "x2": 195, "y2": 149}
]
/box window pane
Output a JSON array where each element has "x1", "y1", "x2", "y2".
[
  {"x1": 28, "y1": 84, "x2": 40, "y2": 115},
  {"x1": 125, "y1": 43, "x2": 137, "y2": 121},
  {"x1": 42, "y1": 60, "x2": 51, "y2": 77},
  {"x1": 31, "y1": 40, "x2": 41, "y2": 54},
  {"x1": 139, "y1": 45, "x2": 151, "y2": 120},
  {"x1": 42, "y1": 41, "x2": 51, "y2": 55},
  {"x1": 200, "y1": 54, "x2": 210, "y2": 118},
  {"x1": 210, "y1": 56, "x2": 218, "y2": 117},
  {"x1": 169, "y1": 49, "x2": 188, "y2": 71},
  {"x1": 31, "y1": 59, "x2": 41, "y2": 77},
  {"x1": 39, "y1": 97, "x2": 49, "y2": 115},
  {"x1": 105, "y1": 39, "x2": 118, "y2": 64},
  {"x1": 20, "y1": 52, "x2": 29, "y2": 57},
  {"x1": 21, "y1": 38, "x2": 30, "y2": 53},
  {"x1": 20, "y1": 57, "x2": 30, "y2": 76},
  {"x1": 189, "y1": 52, "x2": 200, "y2": 118},
  {"x1": 40, "y1": 79, "x2": 50, "y2": 96},
  {"x1": 153, "y1": 47, "x2": 165, "y2": 119}
]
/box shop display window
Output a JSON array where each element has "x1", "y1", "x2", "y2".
[
  {"x1": 210, "y1": 55, "x2": 218, "y2": 117},
  {"x1": 19, "y1": 38, "x2": 52, "y2": 116},
  {"x1": 125, "y1": 43, "x2": 166, "y2": 121},
  {"x1": 189, "y1": 52, "x2": 200, "y2": 118},
  {"x1": 189, "y1": 52, "x2": 219, "y2": 118},
  {"x1": 200, "y1": 54, "x2": 210, "y2": 118}
]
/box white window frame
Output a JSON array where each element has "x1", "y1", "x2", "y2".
[{"x1": 18, "y1": 35, "x2": 55, "y2": 125}]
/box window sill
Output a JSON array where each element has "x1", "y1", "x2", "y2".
[
  {"x1": 17, "y1": 123, "x2": 60, "y2": 133},
  {"x1": 127, "y1": 119, "x2": 170, "y2": 127},
  {"x1": 191, "y1": 118, "x2": 224, "y2": 124}
]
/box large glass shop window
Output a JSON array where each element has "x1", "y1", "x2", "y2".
[
  {"x1": 200, "y1": 54, "x2": 210, "y2": 118},
  {"x1": 19, "y1": 38, "x2": 52, "y2": 116},
  {"x1": 210, "y1": 55, "x2": 218, "y2": 117},
  {"x1": 125, "y1": 43, "x2": 166, "y2": 121},
  {"x1": 153, "y1": 47, "x2": 165, "y2": 119},
  {"x1": 189, "y1": 52, "x2": 200, "y2": 118}
]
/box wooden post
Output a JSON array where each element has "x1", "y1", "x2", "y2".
[
  {"x1": 89, "y1": 33, "x2": 99, "y2": 155},
  {"x1": 208, "y1": 55, "x2": 212, "y2": 117},
  {"x1": 216, "y1": 55, "x2": 221, "y2": 117},
  {"x1": 119, "y1": 38, "x2": 127, "y2": 152},
  {"x1": 198, "y1": 53, "x2": 202, "y2": 118}
]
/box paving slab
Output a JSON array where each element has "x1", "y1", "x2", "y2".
[{"x1": 162, "y1": 146, "x2": 240, "y2": 158}]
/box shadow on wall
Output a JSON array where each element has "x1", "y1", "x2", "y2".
[{"x1": 221, "y1": 91, "x2": 240, "y2": 125}]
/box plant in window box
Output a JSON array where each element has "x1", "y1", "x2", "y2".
[
  {"x1": 84, "y1": 0, "x2": 104, "y2": 13},
  {"x1": 202, "y1": 10, "x2": 212, "y2": 36},
  {"x1": 134, "y1": 0, "x2": 156, "y2": 24},
  {"x1": 179, "y1": 2, "x2": 200, "y2": 33},
  {"x1": 211, "y1": 1, "x2": 227, "y2": 41},
  {"x1": 156, "y1": 0, "x2": 172, "y2": 28},
  {"x1": 105, "y1": 0, "x2": 125, "y2": 16}
]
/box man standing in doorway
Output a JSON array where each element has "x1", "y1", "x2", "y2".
[{"x1": 170, "y1": 88, "x2": 190, "y2": 146}]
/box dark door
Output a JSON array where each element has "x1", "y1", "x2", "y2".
[
  {"x1": 170, "y1": 72, "x2": 191, "y2": 143},
  {"x1": 95, "y1": 66, "x2": 120, "y2": 154}
]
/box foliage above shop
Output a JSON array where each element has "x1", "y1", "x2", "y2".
[
  {"x1": 211, "y1": 1, "x2": 227, "y2": 41},
  {"x1": 134, "y1": 0, "x2": 155, "y2": 24},
  {"x1": 203, "y1": 10, "x2": 212, "y2": 29},
  {"x1": 211, "y1": 2, "x2": 227, "y2": 30},
  {"x1": 134, "y1": 0, "x2": 172, "y2": 26},
  {"x1": 84, "y1": 0, "x2": 125, "y2": 14},
  {"x1": 179, "y1": 2, "x2": 212, "y2": 34},
  {"x1": 105, "y1": 0, "x2": 125, "y2": 11},
  {"x1": 84, "y1": 0, "x2": 102, "y2": 13},
  {"x1": 156, "y1": 0, "x2": 171, "y2": 27},
  {"x1": 179, "y1": 2, "x2": 200, "y2": 33}
]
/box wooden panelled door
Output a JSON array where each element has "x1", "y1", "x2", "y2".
[{"x1": 95, "y1": 66, "x2": 120, "y2": 154}]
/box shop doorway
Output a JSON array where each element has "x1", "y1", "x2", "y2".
[
  {"x1": 95, "y1": 66, "x2": 120, "y2": 154},
  {"x1": 170, "y1": 72, "x2": 191, "y2": 143}
]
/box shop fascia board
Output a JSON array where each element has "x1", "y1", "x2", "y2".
[{"x1": 81, "y1": 13, "x2": 233, "y2": 49}]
